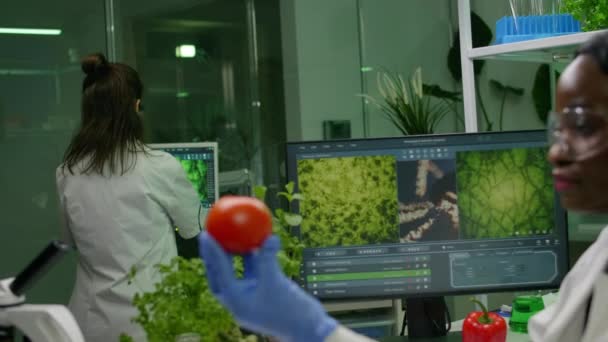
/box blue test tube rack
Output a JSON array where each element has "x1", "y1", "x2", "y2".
[{"x1": 494, "y1": 14, "x2": 581, "y2": 44}]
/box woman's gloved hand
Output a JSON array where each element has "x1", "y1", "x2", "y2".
[{"x1": 198, "y1": 232, "x2": 337, "y2": 342}]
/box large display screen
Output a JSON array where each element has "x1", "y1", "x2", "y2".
[{"x1": 286, "y1": 130, "x2": 568, "y2": 300}]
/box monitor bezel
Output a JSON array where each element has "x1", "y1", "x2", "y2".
[
  {"x1": 285, "y1": 129, "x2": 569, "y2": 301},
  {"x1": 147, "y1": 142, "x2": 219, "y2": 206}
]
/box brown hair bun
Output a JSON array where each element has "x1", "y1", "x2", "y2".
[{"x1": 81, "y1": 52, "x2": 110, "y2": 77}]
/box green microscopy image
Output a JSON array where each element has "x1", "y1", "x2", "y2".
[
  {"x1": 298, "y1": 155, "x2": 399, "y2": 247},
  {"x1": 178, "y1": 158, "x2": 208, "y2": 203},
  {"x1": 456, "y1": 147, "x2": 555, "y2": 239}
]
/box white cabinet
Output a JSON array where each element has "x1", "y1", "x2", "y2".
[{"x1": 456, "y1": 0, "x2": 608, "y2": 132}]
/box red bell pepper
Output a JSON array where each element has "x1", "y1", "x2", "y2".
[{"x1": 462, "y1": 298, "x2": 507, "y2": 342}]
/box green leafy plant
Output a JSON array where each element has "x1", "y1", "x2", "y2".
[
  {"x1": 362, "y1": 67, "x2": 452, "y2": 135},
  {"x1": 563, "y1": 0, "x2": 608, "y2": 31},
  {"x1": 532, "y1": 64, "x2": 561, "y2": 125},
  {"x1": 254, "y1": 181, "x2": 305, "y2": 278},
  {"x1": 122, "y1": 257, "x2": 251, "y2": 342},
  {"x1": 489, "y1": 80, "x2": 524, "y2": 131},
  {"x1": 124, "y1": 183, "x2": 305, "y2": 342},
  {"x1": 447, "y1": 11, "x2": 496, "y2": 131}
]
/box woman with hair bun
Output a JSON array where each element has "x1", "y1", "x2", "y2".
[{"x1": 56, "y1": 53, "x2": 202, "y2": 341}]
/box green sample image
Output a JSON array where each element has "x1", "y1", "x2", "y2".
[
  {"x1": 456, "y1": 147, "x2": 555, "y2": 239},
  {"x1": 178, "y1": 158, "x2": 208, "y2": 203},
  {"x1": 297, "y1": 155, "x2": 399, "y2": 247}
]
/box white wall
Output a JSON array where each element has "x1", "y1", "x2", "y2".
[
  {"x1": 281, "y1": 0, "x2": 459, "y2": 141},
  {"x1": 359, "y1": 0, "x2": 457, "y2": 137},
  {"x1": 281, "y1": 0, "x2": 364, "y2": 141}
]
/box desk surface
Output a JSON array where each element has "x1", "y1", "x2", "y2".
[
  {"x1": 379, "y1": 330, "x2": 531, "y2": 342},
  {"x1": 380, "y1": 332, "x2": 463, "y2": 342}
]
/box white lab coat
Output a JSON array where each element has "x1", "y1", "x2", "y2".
[
  {"x1": 56, "y1": 148, "x2": 202, "y2": 342},
  {"x1": 529, "y1": 226, "x2": 608, "y2": 342}
]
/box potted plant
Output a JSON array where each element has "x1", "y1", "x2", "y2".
[
  {"x1": 362, "y1": 67, "x2": 453, "y2": 135},
  {"x1": 121, "y1": 182, "x2": 304, "y2": 342}
]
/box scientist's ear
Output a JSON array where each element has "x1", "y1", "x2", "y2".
[{"x1": 135, "y1": 99, "x2": 142, "y2": 114}]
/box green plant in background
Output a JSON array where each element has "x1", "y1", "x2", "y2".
[
  {"x1": 362, "y1": 67, "x2": 452, "y2": 135},
  {"x1": 178, "y1": 158, "x2": 209, "y2": 203},
  {"x1": 122, "y1": 184, "x2": 305, "y2": 342},
  {"x1": 297, "y1": 156, "x2": 399, "y2": 247},
  {"x1": 489, "y1": 80, "x2": 525, "y2": 131},
  {"x1": 448, "y1": 11, "x2": 494, "y2": 131},
  {"x1": 254, "y1": 182, "x2": 305, "y2": 278},
  {"x1": 533, "y1": 64, "x2": 562, "y2": 125},
  {"x1": 456, "y1": 147, "x2": 555, "y2": 239},
  {"x1": 563, "y1": 0, "x2": 608, "y2": 31},
  {"x1": 121, "y1": 257, "x2": 254, "y2": 342}
]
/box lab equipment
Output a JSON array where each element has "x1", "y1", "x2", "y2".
[
  {"x1": 199, "y1": 232, "x2": 338, "y2": 342},
  {"x1": 510, "y1": 295, "x2": 544, "y2": 333},
  {"x1": 285, "y1": 130, "x2": 569, "y2": 337},
  {"x1": 0, "y1": 240, "x2": 84, "y2": 342},
  {"x1": 149, "y1": 142, "x2": 219, "y2": 257},
  {"x1": 495, "y1": 14, "x2": 581, "y2": 44}
]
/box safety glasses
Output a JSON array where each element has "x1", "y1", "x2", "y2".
[{"x1": 547, "y1": 107, "x2": 608, "y2": 159}]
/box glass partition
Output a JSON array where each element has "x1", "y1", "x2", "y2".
[
  {"x1": 0, "y1": 0, "x2": 107, "y2": 303},
  {"x1": 114, "y1": 0, "x2": 286, "y2": 194}
]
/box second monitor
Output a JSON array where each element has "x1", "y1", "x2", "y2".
[{"x1": 286, "y1": 130, "x2": 569, "y2": 300}]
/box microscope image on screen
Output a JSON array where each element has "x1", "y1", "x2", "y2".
[
  {"x1": 455, "y1": 147, "x2": 554, "y2": 239},
  {"x1": 398, "y1": 159, "x2": 459, "y2": 243},
  {"x1": 177, "y1": 158, "x2": 209, "y2": 203},
  {"x1": 297, "y1": 155, "x2": 399, "y2": 247}
]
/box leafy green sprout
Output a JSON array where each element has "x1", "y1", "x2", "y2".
[{"x1": 253, "y1": 181, "x2": 306, "y2": 279}]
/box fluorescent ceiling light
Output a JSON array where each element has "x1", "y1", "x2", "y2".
[
  {"x1": 0, "y1": 27, "x2": 62, "y2": 35},
  {"x1": 175, "y1": 45, "x2": 196, "y2": 58}
]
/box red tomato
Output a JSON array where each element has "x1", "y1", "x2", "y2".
[{"x1": 206, "y1": 196, "x2": 273, "y2": 254}]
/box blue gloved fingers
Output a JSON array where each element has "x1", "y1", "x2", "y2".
[
  {"x1": 198, "y1": 232, "x2": 237, "y2": 296},
  {"x1": 242, "y1": 235, "x2": 281, "y2": 280},
  {"x1": 243, "y1": 253, "x2": 256, "y2": 279}
]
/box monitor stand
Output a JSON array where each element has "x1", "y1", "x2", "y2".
[{"x1": 405, "y1": 296, "x2": 450, "y2": 338}]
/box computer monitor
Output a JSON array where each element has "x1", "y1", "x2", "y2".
[
  {"x1": 286, "y1": 130, "x2": 568, "y2": 317},
  {"x1": 148, "y1": 142, "x2": 219, "y2": 257}
]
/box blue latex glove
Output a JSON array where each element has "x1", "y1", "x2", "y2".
[{"x1": 199, "y1": 232, "x2": 337, "y2": 342}]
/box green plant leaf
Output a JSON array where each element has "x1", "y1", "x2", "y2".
[
  {"x1": 447, "y1": 11, "x2": 493, "y2": 81},
  {"x1": 291, "y1": 193, "x2": 304, "y2": 201},
  {"x1": 489, "y1": 79, "x2": 506, "y2": 91},
  {"x1": 277, "y1": 191, "x2": 292, "y2": 202},
  {"x1": 285, "y1": 181, "x2": 295, "y2": 194},
  {"x1": 253, "y1": 185, "x2": 267, "y2": 201},
  {"x1": 533, "y1": 64, "x2": 560, "y2": 124},
  {"x1": 129, "y1": 257, "x2": 242, "y2": 342},
  {"x1": 423, "y1": 84, "x2": 462, "y2": 102},
  {"x1": 283, "y1": 213, "x2": 303, "y2": 226},
  {"x1": 490, "y1": 79, "x2": 524, "y2": 96}
]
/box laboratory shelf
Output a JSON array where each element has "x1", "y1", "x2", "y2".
[{"x1": 468, "y1": 30, "x2": 608, "y2": 63}]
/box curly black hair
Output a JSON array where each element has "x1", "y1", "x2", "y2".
[{"x1": 576, "y1": 31, "x2": 608, "y2": 74}]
